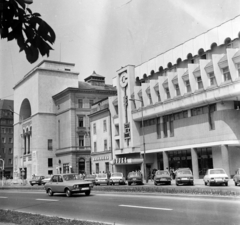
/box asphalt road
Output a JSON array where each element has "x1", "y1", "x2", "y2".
[{"x1": 0, "y1": 190, "x2": 240, "y2": 225}]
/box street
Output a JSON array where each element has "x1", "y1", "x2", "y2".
[{"x1": 0, "y1": 190, "x2": 239, "y2": 225}]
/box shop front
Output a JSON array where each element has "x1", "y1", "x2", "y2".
[{"x1": 92, "y1": 154, "x2": 112, "y2": 174}]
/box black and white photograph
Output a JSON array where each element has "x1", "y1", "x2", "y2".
[{"x1": 0, "y1": 0, "x2": 240, "y2": 224}]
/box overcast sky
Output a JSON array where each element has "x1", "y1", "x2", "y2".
[{"x1": 1, "y1": 0, "x2": 240, "y2": 100}]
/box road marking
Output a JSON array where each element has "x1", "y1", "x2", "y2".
[
  {"x1": 36, "y1": 199, "x2": 59, "y2": 202},
  {"x1": 0, "y1": 196, "x2": 8, "y2": 198},
  {"x1": 119, "y1": 204, "x2": 172, "y2": 211}
]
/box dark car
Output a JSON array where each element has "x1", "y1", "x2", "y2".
[
  {"x1": 175, "y1": 169, "x2": 194, "y2": 186},
  {"x1": 44, "y1": 173, "x2": 93, "y2": 197},
  {"x1": 84, "y1": 174, "x2": 96, "y2": 185},
  {"x1": 29, "y1": 176, "x2": 45, "y2": 186},
  {"x1": 154, "y1": 170, "x2": 171, "y2": 185},
  {"x1": 233, "y1": 168, "x2": 240, "y2": 186},
  {"x1": 127, "y1": 171, "x2": 143, "y2": 185}
]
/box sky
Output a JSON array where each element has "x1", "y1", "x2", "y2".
[{"x1": 1, "y1": 0, "x2": 240, "y2": 100}]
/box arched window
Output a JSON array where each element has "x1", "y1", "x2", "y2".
[{"x1": 19, "y1": 98, "x2": 32, "y2": 122}]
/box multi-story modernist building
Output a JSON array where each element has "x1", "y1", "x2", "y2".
[
  {"x1": 89, "y1": 98, "x2": 116, "y2": 174},
  {"x1": 109, "y1": 15, "x2": 240, "y2": 179},
  {"x1": 0, "y1": 99, "x2": 14, "y2": 178},
  {"x1": 13, "y1": 60, "x2": 116, "y2": 179}
]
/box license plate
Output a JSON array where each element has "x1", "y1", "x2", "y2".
[
  {"x1": 215, "y1": 179, "x2": 222, "y2": 182},
  {"x1": 81, "y1": 187, "x2": 89, "y2": 190},
  {"x1": 182, "y1": 178, "x2": 188, "y2": 180},
  {"x1": 161, "y1": 178, "x2": 167, "y2": 181},
  {"x1": 133, "y1": 178, "x2": 136, "y2": 181},
  {"x1": 113, "y1": 180, "x2": 118, "y2": 182}
]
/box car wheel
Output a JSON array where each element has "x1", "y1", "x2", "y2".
[
  {"x1": 128, "y1": 182, "x2": 131, "y2": 186},
  {"x1": 31, "y1": 184, "x2": 33, "y2": 186},
  {"x1": 47, "y1": 189, "x2": 53, "y2": 196},
  {"x1": 235, "y1": 181, "x2": 237, "y2": 186},
  {"x1": 85, "y1": 190, "x2": 91, "y2": 196},
  {"x1": 204, "y1": 181, "x2": 207, "y2": 186},
  {"x1": 65, "y1": 189, "x2": 72, "y2": 197},
  {"x1": 176, "y1": 182, "x2": 179, "y2": 186},
  {"x1": 168, "y1": 182, "x2": 171, "y2": 185},
  {"x1": 191, "y1": 183, "x2": 194, "y2": 186},
  {"x1": 225, "y1": 182, "x2": 228, "y2": 186},
  {"x1": 207, "y1": 181, "x2": 211, "y2": 186},
  {"x1": 154, "y1": 182, "x2": 157, "y2": 186}
]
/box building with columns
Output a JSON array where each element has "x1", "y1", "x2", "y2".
[
  {"x1": 13, "y1": 61, "x2": 116, "y2": 179},
  {"x1": 109, "y1": 15, "x2": 240, "y2": 179}
]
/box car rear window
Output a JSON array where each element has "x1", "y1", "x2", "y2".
[
  {"x1": 111, "y1": 173, "x2": 122, "y2": 177},
  {"x1": 210, "y1": 170, "x2": 225, "y2": 174},
  {"x1": 156, "y1": 171, "x2": 169, "y2": 175},
  {"x1": 177, "y1": 170, "x2": 192, "y2": 175},
  {"x1": 128, "y1": 172, "x2": 142, "y2": 177},
  {"x1": 96, "y1": 174, "x2": 107, "y2": 178}
]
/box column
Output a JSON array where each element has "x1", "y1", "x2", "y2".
[
  {"x1": 191, "y1": 148, "x2": 199, "y2": 179},
  {"x1": 163, "y1": 151, "x2": 169, "y2": 170},
  {"x1": 221, "y1": 145, "x2": 230, "y2": 176}
]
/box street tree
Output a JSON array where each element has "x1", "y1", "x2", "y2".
[{"x1": 0, "y1": 0, "x2": 56, "y2": 63}]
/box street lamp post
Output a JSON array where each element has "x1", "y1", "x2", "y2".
[
  {"x1": 129, "y1": 98, "x2": 148, "y2": 183},
  {"x1": 0, "y1": 158, "x2": 5, "y2": 186}
]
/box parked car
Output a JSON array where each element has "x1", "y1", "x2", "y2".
[
  {"x1": 44, "y1": 173, "x2": 93, "y2": 197},
  {"x1": 203, "y1": 168, "x2": 229, "y2": 186},
  {"x1": 109, "y1": 172, "x2": 126, "y2": 185},
  {"x1": 84, "y1": 174, "x2": 96, "y2": 185},
  {"x1": 127, "y1": 171, "x2": 143, "y2": 185},
  {"x1": 41, "y1": 176, "x2": 52, "y2": 185},
  {"x1": 95, "y1": 174, "x2": 109, "y2": 186},
  {"x1": 154, "y1": 170, "x2": 171, "y2": 185},
  {"x1": 233, "y1": 168, "x2": 240, "y2": 186},
  {"x1": 175, "y1": 168, "x2": 194, "y2": 186},
  {"x1": 29, "y1": 176, "x2": 45, "y2": 186}
]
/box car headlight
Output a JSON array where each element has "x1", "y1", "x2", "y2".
[
  {"x1": 73, "y1": 185, "x2": 78, "y2": 189},
  {"x1": 225, "y1": 177, "x2": 228, "y2": 180}
]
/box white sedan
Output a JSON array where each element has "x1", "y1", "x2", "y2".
[
  {"x1": 109, "y1": 172, "x2": 126, "y2": 185},
  {"x1": 203, "y1": 168, "x2": 229, "y2": 186}
]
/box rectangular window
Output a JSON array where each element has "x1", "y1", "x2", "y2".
[
  {"x1": 222, "y1": 67, "x2": 231, "y2": 82},
  {"x1": 9, "y1": 159, "x2": 13, "y2": 164},
  {"x1": 96, "y1": 163, "x2": 99, "y2": 174},
  {"x1": 48, "y1": 139, "x2": 53, "y2": 150},
  {"x1": 163, "y1": 116, "x2": 168, "y2": 138},
  {"x1": 156, "y1": 117, "x2": 161, "y2": 139},
  {"x1": 9, "y1": 138, "x2": 13, "y2": 143},
  {"x1": 185, "y1": 80, "x2": 191, "y2": 93},
  {"x1": 169, "y1": 115, "x2": 174, "y2": 137},
  {"x1": 209, "y1": 104, "x2": 216, "y2": 130},
  {"x1": 175, "y1": 84, "x2": 180, "y2": 96},
  {"x1": 104, "y1": 139, "x2": 108, "y2": 151},
  {"x1": 1, "y1": 128, "x2": 5, "y2": 133},
  {"x1": 2, "y1": 148, "x2": 5, "y2": 153},
  {"x1": 1, "y1": 137, "x2": 5, "y2": 143},
  {"x1": 156, "y1": 90, "x2": 161, "y2": 102},
  {"x1": 165, "y1": 87, "x2": 170, "y2": 99},
  {"x1": 48, "y1": 158, "x2": 53, "y2": 167},
  {"x1": 197, "y1": 76, "x2": 203, "y2": 89},
  {"x1": 237, "y1": 63, "x2": 240, "y2": 77},
  {"x1": 48, "y1": 170, "x2": 53, "y2": 175},
  {"x1": 93, "y1": 123, "x2": 96, "y2": 134},
  {"x1": 8, "y1": 148, "x2": 13, "y2": 154},
  {"x1": 115, "y1": 140, "x2": 120, "y2": 149},
  {"x1": 63, "y1": 163, "x2": 69, "y2": 174},
  {"x1": 78, "y1": 99, "x2": 83, "y2": 108},
  {"x1": 105, "y1": 162, "x2": 109, "y2": 173},
  {"x1": 79, "y1": 136, "x2": 84, "y2": 147},
  {"x1": 78, "y1": 117, "x2": 84, "y2": 127},
  {"x1": 94, "y1": 142, "x2": 97, "y2": 152},
  {"x1": 148, "y1": 93, "x2": 152, "y2": 104},
  {"x1": 208, "y1": 72, "x2": 216, "y2": 86},
  {"x1": 89, "y1": 100, "x2": 94, "y2": 107},
  {"x1": 103, "y1": 120, "x2": 107, "y2": 132},
  {"x1": 139, "y1": 96, "x2": 144, "y2": 107}
]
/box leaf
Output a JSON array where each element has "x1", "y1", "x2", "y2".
[
  {"x1": 26, "y1": 8, "x2": 32, "y2": 15},
  {"x1": 33, "y1": 12, "x2": 41, "y2": 17},
  {"x1": 15, "y1": 0, "x2": 25, "y2": 10},
  {"x1": 25, "y1": 45, "x2": 39, "y2": 63}
]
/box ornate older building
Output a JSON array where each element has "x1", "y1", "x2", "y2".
[{"x1": 13, "y1": 61, "x2": 116, "y2": 179}]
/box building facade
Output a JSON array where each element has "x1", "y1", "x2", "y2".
[
  {"x1": 13, "y1": 61, "x2": 116, "y2": 179},
  {"x1": 109, "y1": 15, "x2": 240, "y2": 179},
  {"x1": 0, "y1": 99, "x2": 14, "y2": 178},
  {"x1": 89, "y1": 98, "x2": 116, "y2": 174}
]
